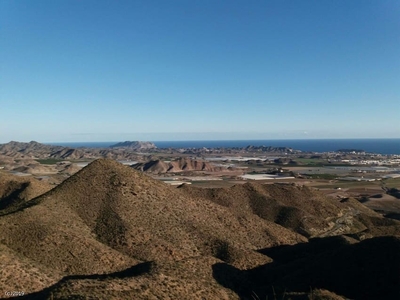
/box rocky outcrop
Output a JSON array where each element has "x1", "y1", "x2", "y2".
[{"x1": 110, "y1": 141, "x2": 157, "y2": 150}]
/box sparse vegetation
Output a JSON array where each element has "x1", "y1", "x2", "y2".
[
  {"x1": 304, "y1": 173, "x2": 338, "y2": 180},
  {"x1": 35, "y1": 159, "x2": 62, "y2": 165},
  {"x1": 295, "y1": 158, "x2": 327, "y2": 165},
  {"x1": 383, "y1": 178, "x2": 400, "y2": 189},
  {"x1": 0, "y1": 159, "x2": 399, "y2": 299}
]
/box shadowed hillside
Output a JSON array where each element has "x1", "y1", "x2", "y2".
[
  {"x1": 0, "y1": 174, "x2": 52, "y2": 213},
  {"x1": 1, "y1": 159, "x2": 399, "y2": 299},
  {"x1": 132, "y1": 157, "x2": 226, "y2": 173},
  {"x1": 0, "y1": 159, "x2": 304, "y2": 297},
  {"x1": 19, "y1": 258, "x2": 241, "y2": 300},
  {"x1": 213, "y1": 236, "x2": 400, "y2": 300},
  {"x1": 179, "y1": 183, "x2": 397, "y2": 238},
  {"x1": 132, "y1": 159, "x2": 169, "y2": 173}
]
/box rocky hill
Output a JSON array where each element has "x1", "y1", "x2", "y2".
[
  {"x1": 179, "y1": 183, "x2": 400, "y2": 239},
  {"x1": 0, "y1": 141, "x2": 64, "y2": 158},
  {"x1": 132, "y1": 157, "x2": 228, "y2": 174},
  {"x1": 0, "y1": 159, "x2": 303, "y2": 297},
  {"x1": 132, "y1": 159, "x2": 170, "y2": 173},
  {"x1": 0, "y1": 141, "x2": 144, "y2": 160},
  {"x1": 110, "y1": 141, "x2": 157, "y2": 150},
  {"x1": 0, "y1": 173, "x2": 52, "y2": 213},
  {"x1": 0, "y1": 159, "x2": 399, "y2": 299}
]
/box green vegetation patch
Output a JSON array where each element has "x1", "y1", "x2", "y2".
[
  {"x1": 296, "y1": 158, "x2": 327, "y2": 164},
  {"x1": 35, "y1": 159, "x2": 61, "y2": 165},
  {"x1": 383, "y1": 178, "x2": 400, "y2": 189},
  {"x1": 294, "y1": 158, "x2": 355, "y2": 167},
  {"x1": 304, "y1": 173, "x2": 338, "y2": 180}
]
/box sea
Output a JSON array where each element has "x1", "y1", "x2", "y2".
[{"x1": 49, "y1": 139, "x2": 400, "y2": 155}]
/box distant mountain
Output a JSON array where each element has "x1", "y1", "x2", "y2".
[
  {"x1": 0, "y1": 141, "x2": 64, "y2": 158},
  {"x1": 110, "y1": 141, "x2": 157, "y2": 150},
  {"x1": 0, "y1": 140, "x2": 299, "y2": 162},
  {"x1": 0, "y1": 141, "x2": 142, "y2": 160}
]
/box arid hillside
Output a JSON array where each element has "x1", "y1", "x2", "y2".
[
  {"x1": 0, "y1": 159, "x2": 399, "y2": 299},
  {"x1": 179, "y1": 182, "x2": 400, "y2": 239},
  {"x1": 0, "y1": 173, "x2": 52, "y2": 213},
  {"x1": 0, "y1": 141, "x2": 65, "y2": 158},
  {"x1": 132, "y1": 157, "x2": 228, "y2": 173},
  {"x1": 0, "y1": 159, "x2": 302, "y2": 298},
  {"x1": 0, "y1": 141, "x2": 143, "y2": 160}
]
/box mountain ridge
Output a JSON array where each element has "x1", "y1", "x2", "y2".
[
  {"x1": 132, "y1": 157, "x2": 229, "y2": 174},
  {"x1": 1, "y1": 158, "x2": 399, "y2": 299}
]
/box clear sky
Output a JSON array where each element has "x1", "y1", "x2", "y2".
[{"x1": 1, "y1": 0, "x2": 399, "y2": 142}]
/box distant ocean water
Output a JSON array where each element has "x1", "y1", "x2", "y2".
[{"x1": 49, "y1": 139, "x2": 400, "y2": 155}]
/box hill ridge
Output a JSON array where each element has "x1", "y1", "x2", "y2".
[
  {"x1": 1, "y1": 158, "x2": 399, "y2": 299},
  {"x1": 133, "y1": 157, "x2": 226, "y2": 173}
]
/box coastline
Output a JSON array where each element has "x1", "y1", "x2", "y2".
[{"x1": 46, "y1": 138, "x2": 400, "y2": 155}]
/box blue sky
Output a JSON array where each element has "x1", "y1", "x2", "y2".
[{"x1": 1, "y1": 0, "x2": 399, "y2": 142}]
